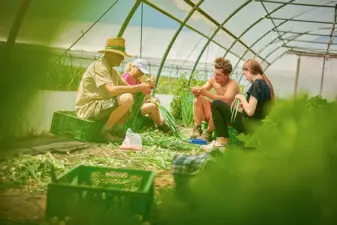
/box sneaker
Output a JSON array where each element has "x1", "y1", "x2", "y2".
[
  {"x1": 200, "y1": 140, "x2": 227, "y2": 153},
  {"x1": 191, "y1": 125, "x2": 202, "y2": 139},
  {"x1": 200, "y1": 130, "x2": 213, "y2": 142}
]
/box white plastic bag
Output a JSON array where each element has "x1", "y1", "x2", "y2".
[{"x1": 120, "y1": 128, "x2": 142, "y2": 151}]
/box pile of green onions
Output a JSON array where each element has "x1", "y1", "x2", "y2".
[
  {"x1": 123, "y1": 92, "x2": 146, "y2": 132},
  {"x1": 181, "y1": 92, "x2": 194, "y2": 126},
  {"x1": 148, "y1": 98, "x2": 181, "y2": 138},
  {"x1": 230, "y1": 99, "x2": 241, "y2": 123},
  {"x1": 157, "y1": 104, "x2": 182, "y2": 137}
]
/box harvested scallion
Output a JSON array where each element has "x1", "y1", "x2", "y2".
[
  {"x1": 181, "y1": 92, "x2": 194, "y2": 126},
  {"x1": 158, "y1": 104, "x2": 182, "y2": 138},
  {"x1": 124, "y1": 93, "x2": 146, "y2": 132},
  {"x1": 230, "y1": 99, "x2": 241, "y2": 123}
]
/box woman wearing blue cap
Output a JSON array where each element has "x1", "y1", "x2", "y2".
[{"x1": 122, "y1": 59, "x2": 171, "y2": 133}]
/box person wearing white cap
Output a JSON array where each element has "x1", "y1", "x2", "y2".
[
  {"x1": 122, "y1": 58, "x2": 171, "y2": 133},
  {"x1": 123, "y1": 58, "x2": 150, "y2": 85},
  {"x1": 75, "y1": 37, "x2": 153, "y2": 143}
]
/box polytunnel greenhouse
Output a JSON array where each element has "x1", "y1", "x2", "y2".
[{"x1": 0, "y1": 0, "x2": 337, "y2": 224}]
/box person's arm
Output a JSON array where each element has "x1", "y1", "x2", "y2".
[
  {"x1": 201, "y1": 78, "x2": 213, "y2": 91},
  {"x1": 191, "y1": 78, "x2": 213, "y2": 96},
  {"x1": 235, "y1": 82, "x2": 260, "y2": 116},
  {"x1": 93, "y1": 63, "x2": 150, "y2": 96},
  {"x1": 121, "y1": 73, "x2": 134, "y2": 86},
  {"x1": 105, "y1": 83, "x2": 149, "y2": 96},
  {"x1": 235, "y1": 94, "x2": 258, "y2": 116},
  {"x1": 201, "y1": 79, "x2": 239, "y2": 104}
]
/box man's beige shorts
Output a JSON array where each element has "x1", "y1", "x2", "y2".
[{"x1": 91, "y1": 96, "x2": 118, "y2": 121}]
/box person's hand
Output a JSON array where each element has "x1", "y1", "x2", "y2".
[
  {"x1": 191, "y1": 86, "x2": 202, "y2": 96},
  {"x1": 145, "y1": 76, "x2": 156, "y2": 89},
  {"x1": 148, "y1": 79, "x2": 155, "y2": 89},
  {"x1": 154, "y1": 97, "x2": 160, "y2": 104},
  {"x1": 138, "y1": 83, "x2": 151, "y2": 95},
  {"x1": 191, "y1": 86, "x2": 197, "y2": 95},
  {"x1": 235, "y1": 94, "x2": 245, "y2": 102},
  {"x1": 238, "y1": 102, "x2": 243, "y2": 112},
  {"x1": 199, "y1": 87, "x2": 207, "y2": 95}
]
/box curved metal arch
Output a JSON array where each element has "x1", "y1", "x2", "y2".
[
  {"x1": 224, "y1": 0, "x2": 295, "y2": 60},
  {"x1": 117, "y1": 0, "x2": 142, "y2": 37},
  {"x1": 264, "y1": 51, "x2": 288, "y2": 72},
  {"x1": 187, "y1": 0, "x2": 252, "y2": 85},
  {"x1": 4, "y1": 0, "x2": 31, "y2": 59},
  {"x1": 235, "y1": 31, "x2": 313, "y2": 84},
  {"x1": 183, "y1": 0, "x2": 261, "y2": 56},
  {"x1": 142, "y1": 0, "x2": 240, "y2": 59},
  {"x1": 236, "y1": 28, "x2": 324, "y2": 84},
  {"x1": 230, "y1": 3, "x2": 331, "y2": 75},
  {"x1": 263, "y1": 27, "x2": 335, "y2": 63},
  {"x1": 151, "y1": 0, "x2": 205, "y2": 93}
]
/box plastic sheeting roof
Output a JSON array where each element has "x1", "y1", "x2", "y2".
[{"x1": 1, "y1": 0, "x2": 337, "y2": 74}]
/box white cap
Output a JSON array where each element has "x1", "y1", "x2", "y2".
[{"x1": 132, "y1": 58, "x2": 149, "y2": 75}]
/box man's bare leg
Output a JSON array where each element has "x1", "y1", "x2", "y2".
[
  {"x1": 199, "y1": 99, "x2": 215, "y2": 142},
  {"x1": 203, "y1": 100, "x2": 214, "y2": 132},
  {"x1": 192, "y1": 96, "x2": 208, "y2": 138},
  {"x1": 141, "y1": 102, "x2": 162, "y2": 126},
  {"x1": 193, "y1": 96, "x2": 205, "y2": 126},
  {"x1": 207, "y1": 117, "x2": 215, "y2": 131},
  {"x1": 103, "y1": 93, "x2": 134, "y2": 131}
]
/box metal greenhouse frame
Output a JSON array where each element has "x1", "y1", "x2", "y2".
[{"x1": 5, "y1": 0, "x2": 337, "y2": 96}]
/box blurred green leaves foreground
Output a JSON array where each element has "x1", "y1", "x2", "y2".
[{"x1": 156, "y1": 95, "x2": 337, "y2": 225}]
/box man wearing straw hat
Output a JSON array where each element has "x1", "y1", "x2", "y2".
[{"x1": 75, "y1": 37, "x2": 152, "y2": 142}]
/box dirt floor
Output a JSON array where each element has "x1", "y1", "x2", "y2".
[
  {"x1": 0, "y1": 134, "x2": 183, "y2": 224},
  {"x1": 0, "y1": 173, "x2": 174, "y2": 224}
]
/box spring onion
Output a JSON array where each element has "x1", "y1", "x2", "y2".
[
  {"x1": 181, "y1": 92, "x2": 194, "y2": 126},
  {"x1": 230, "y1": 99, "x2": 241, "y2": 123}
]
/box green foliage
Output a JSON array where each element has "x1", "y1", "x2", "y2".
[
  {"x1": 157, "y1": 104, "x2": 182, "y2": 137},
  {"x1": 42, "y1": 54, "x2": 85, "y2": 91},
  {"x1": 123, "y1": 93, "x2": 147, "y2": 132},
  {"x1": 307, "y1": 94, "x2": 330, "y2": 109},
  {"x1": 170, "y1": 96, "x2": 182, "y2": 121},
  {"x1": 156, "y1": 94, "x2": 337, "y2": 225},
  {"x1": 237, "y1": 95, "x2": 337, "y2": 148},
  {"x1": 169, "y1": 71, "x2": 207, "y2": 121},
  {"x1": 181, "y1": 91, "x2": 194, "y2": 126}
]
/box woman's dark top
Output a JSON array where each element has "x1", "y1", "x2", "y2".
[{"x1": 244, "y1": 78, "x2": 272, "y2": 120}]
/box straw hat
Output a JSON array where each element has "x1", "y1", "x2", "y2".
[{"x1": 98, "y1": 37, "x2": 132, "y2": 58}]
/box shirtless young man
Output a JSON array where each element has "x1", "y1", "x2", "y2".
[{"x1": 190, "y1": 57, "x2": 240, "y2": 141}]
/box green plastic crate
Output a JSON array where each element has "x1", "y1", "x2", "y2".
[
  {"x1": 50, "y1": 111, "x2": 105, "y2": 142},
  {"x1": 45, "y1": 165, "x2": 155, "y2": 223}
]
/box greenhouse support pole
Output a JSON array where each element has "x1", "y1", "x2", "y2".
[
  {"x1": 294, "y1": 55, "x2": 301, "y2": 97},
  {"x1": 117, "y1": 0, "x2": 142, "y2": 37},
  {"x1": 187, "y1": 0, "x2": 252, "y2": 85},
  {"x1": 4, "y1": 0, "x2": 31, "y2": 59},
  {"x1": 53, "y1": 0, "x2": 120, "y2": 65},
  {"x1": 224, "y1": 0, "x2": 295, "y2": 58},
  {"x1": 153, "y1": 0, "x2": 204, "y2": 95},
  {"x1": 319, "y1": 57, "x2": 326, "y2": 96}
]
